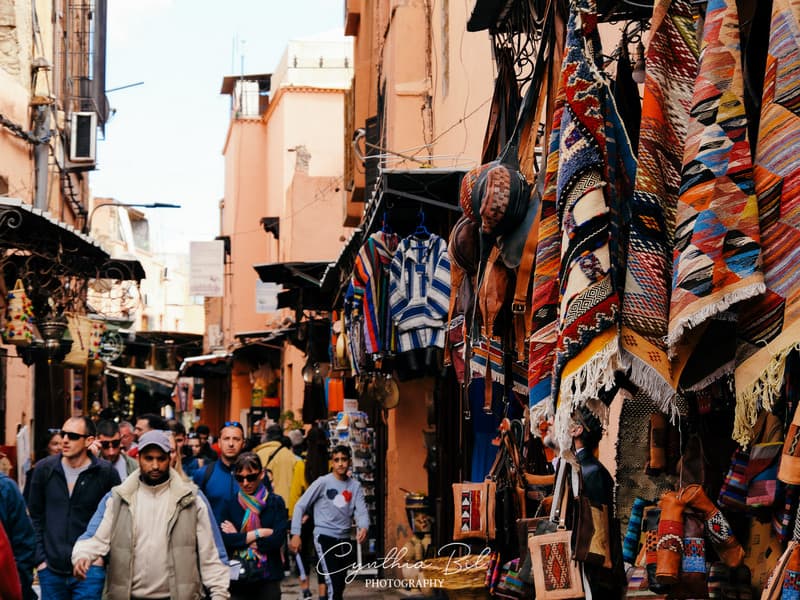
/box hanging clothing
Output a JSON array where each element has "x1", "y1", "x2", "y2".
[
  {"x1": 389, "y1": 234, "x2": 451, "y2": 352},
  {"x1": 350, "y1": 230, "x2": 399, "y2": 356}
]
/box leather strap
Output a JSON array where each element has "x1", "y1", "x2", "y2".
[
  {"x1": 513, "y1": 181, "x2": 543, "y2": 362},
  {"x1": 481, "y1": 248, "x2": 501, "y2": 413},
  {"x1": 550, "y1": 459, "x2": 569, "y2": 525},
  {"x1": 510, "y1": 0, "x2": 560, "y2": 363}
]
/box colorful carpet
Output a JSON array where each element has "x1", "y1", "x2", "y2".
[
  {"x1": 551, "y1": 0, "x2": 631, "y2": 448},
  {"x1": 620, "y1": 0, "x2": 699, "y2": 410},
  {"x1": 670, "y1": 0, "x2": 765, "y2": 356},
  {"x1": 527, "y1": 89, "x2": 564, "y2": 424},
  {"x1": 735, "y1": 0, "x2": 800, "y2": 445}
]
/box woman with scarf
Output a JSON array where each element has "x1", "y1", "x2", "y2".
[{"x1": 219, "y1": 451, "x2": 287, "y2": 600}]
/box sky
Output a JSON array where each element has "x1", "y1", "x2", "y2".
[{"x1": 90, "y1": 0, "x2": 345, "y2": 254}]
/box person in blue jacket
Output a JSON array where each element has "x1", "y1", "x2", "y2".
[
  {"x1": 0, "y1": 471, "x2": 36, "y2": 599},
  {"x1": 219, "y1": 451, "x2": 287, "y2": 600},
  {"x1": 193, "y1": 422, "x2": 245, "y2": 524}
]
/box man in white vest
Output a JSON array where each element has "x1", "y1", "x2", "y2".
[{"x1": 72, "y1": 430, "x2": 230, "y2": 600}]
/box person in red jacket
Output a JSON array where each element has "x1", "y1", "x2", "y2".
[{"x1": 0, "y1": 471, "x2": 35, "y2": 599}]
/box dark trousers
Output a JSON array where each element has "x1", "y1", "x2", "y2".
[
  {"x1": 313, "y1": 533, "x2": 353, "y2": 600},
  {"x1": 230, "y1": 578, "x2": 281, "y2": 600}
]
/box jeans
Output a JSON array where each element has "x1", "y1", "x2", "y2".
[{"x1": 38, "y1": 565, "x2": 105, "y2": 600}]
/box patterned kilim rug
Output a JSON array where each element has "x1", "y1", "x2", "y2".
[
  {"x1": 670, "y1": 0, "x2": 765, "y2": 356},
  {"x1": 735, "y1": 0, "x2": 800, "y2": 445},
  {"x1": 528, "y1": 89, "x2": 564, "y2": 424},
  {"x1": 620, "y1": 0, "x2": 699, "y2": 411},
  {"x1": 551, "y1": 0, "x2": 631, "y2": 449}
]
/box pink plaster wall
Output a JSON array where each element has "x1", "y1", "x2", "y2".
[
  {"x1": 3, "y1": 352, "x2": 34, "y2": 455},
  {"x1": 221, "y1": 119, "x2": 270, "y2": 348},
  {"x1": 384, "y1": 378, "x2": 432, "y2": 561}
]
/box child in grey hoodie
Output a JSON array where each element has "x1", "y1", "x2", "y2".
[{"x1": 289, "y1": 444, "x2": 369, "y2": 600}]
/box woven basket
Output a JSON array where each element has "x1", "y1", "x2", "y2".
[{"x1": 419, "y1": 554, "x2": 489, "y2": 590}]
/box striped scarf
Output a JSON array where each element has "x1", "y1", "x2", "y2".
[{"x1": 237, "y1": 485, "x2": 268, "y2": 568}]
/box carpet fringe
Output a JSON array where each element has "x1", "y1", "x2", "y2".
[
  {"x1": 667, "y1": 282, "x2": 766, "y2": 356},
  {"x1": 734, "y1": 342, "x2": 800, "y2": 446},
  {"x1": 621, "y1": 350, "x2": 679, "y2": 420},
  {"x1": 554, "y1": 337, "x2": 621, "y2": 454},
  {"x1": 684, "y1": 361, "x2": 734, "y2": 392}
]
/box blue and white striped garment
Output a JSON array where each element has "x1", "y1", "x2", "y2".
[{"x1": 388, "y1": 234, "x2": 451, "y2": 352}]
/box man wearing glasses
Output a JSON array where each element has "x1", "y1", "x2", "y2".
[
  {"x1": 91, "y1": 420, "x2": 137, "y2": 481},
  {"x1": 27, "y1": 416, "x2": 121, "y2": 599},
  {"x1": 192, "y1": 421, "x2": 246, "y2": 525}
]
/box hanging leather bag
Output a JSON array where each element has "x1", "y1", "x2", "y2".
[
  {"x1": 572, "y1": 468, "x2": 612, "y2": 569},
  {"x1": 452, "y1": 480, "x2": 497, "y2": 541}
]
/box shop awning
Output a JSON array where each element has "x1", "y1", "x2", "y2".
[
  {"x1": 253, "y1": 261, "x2": 329, "y2": 288},
  {"x1": 233, "y1": 329, "x2": 292, "y2": 364},
  {"x1": 177, "y1": 353, "x2": 233, "y2": 379},
  {"x1": 0, "y1": 198, "x2": 145, "y2": 282},
  {"x1": 105, "y1": 365, "x2": 179, "y2": 388}
]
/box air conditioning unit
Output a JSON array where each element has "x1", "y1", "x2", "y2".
[{"x1": 69, "y1": 111, "x2": 97, "y2": 163}]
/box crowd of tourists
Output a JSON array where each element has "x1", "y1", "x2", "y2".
[{"x1": 0, "y1": 414, "x2": 368, "y2": 600}]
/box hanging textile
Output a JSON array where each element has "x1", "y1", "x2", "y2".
[
  {"x1": 388, "y1": 233, "x2": 451, "y2": 353},
  {"x1": 735, "y1": 0, "x2": 800, "y2": 445},
  {"x1": 351, "y1": 230, "x2": 400, "y2": 356},
  {"x1": 526, "y1": 3, "x2": 567, "y2": 429},
  {"x1": 550, "y1": 0, "x2": 635, "y2": 449},
  {"x1": 527, "y1": 90, "x2": 564, "y2": 424},
  {"x1": 620, "y1": 0, "x2": 699, "y2": 410},
  {"x1": 670, "y1": 0, "x2": 765, "y2": 355}
]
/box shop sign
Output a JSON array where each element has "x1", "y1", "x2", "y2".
[{"x1": 189, "y1": 240, "x2": 224, "y2": 297}]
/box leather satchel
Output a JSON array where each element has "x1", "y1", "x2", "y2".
[
  {"x1": 529, "y1": 461, "x2": 584, "y2": 599},
  {"x1": 573, "y1": 496, "x2": 612, "y2": 569},
  {"x1": 572, "y1": 465, "x2": 612, "y2": 569},
  {"x1": 452, "y1": 481, "x2": 497, "y2": 540}
]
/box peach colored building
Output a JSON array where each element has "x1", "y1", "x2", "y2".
[
  {"x1": 342, "y1": 0, "x2": 494, "y2": 563},
  {"x1": 214, "y1": 37, "x2": 354, "y2": 431},
  {"x1": 0, "y1": 0, "x2": 119, "y2": 457}
]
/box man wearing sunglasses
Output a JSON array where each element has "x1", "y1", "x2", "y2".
[
  {"x1": 91, "y1": 420, "x2": 137, "y2": 482},
  {"x1": 27, "y1": 416, "x2": 121, "y2": 599},
  {"x1": 72, "y1": 430, "x2": 230, "y2": 599}
]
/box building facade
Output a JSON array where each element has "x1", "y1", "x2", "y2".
[{"x1": 0, "y1": 0, "x2": 121, "y2": 453}]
